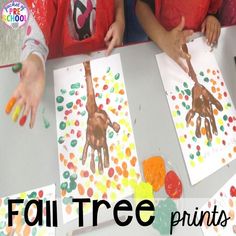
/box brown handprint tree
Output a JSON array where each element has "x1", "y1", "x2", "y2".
[
  {"x1": 82, "y1": 61, "x2": 120, "y2": 174},
  {"x1": 183, "y1": 44, "x2": 223, "y2": 141}
]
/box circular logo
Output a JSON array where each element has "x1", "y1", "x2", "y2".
[{"x1": 1, "y1": 1, "x2": 29, "y2": 29}]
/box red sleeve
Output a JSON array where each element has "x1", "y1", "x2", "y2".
[
  {"x1": 208, "y1": 0, "x2": 222, "y2": 14},
  {"x1": 25, "y1": 0, "x2": 57, "y2": 46}
]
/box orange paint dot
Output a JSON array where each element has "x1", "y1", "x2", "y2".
[
  {"x1": 190, "y1": 120, "x2": 195, "y2": 127},
  {"x1": 93, "y1": 77, "x2": 98, "y2": 82},
  {"x1": 218, "y1": 93, "x2": 222, "y2": 100},
  {"x1": 217, "y1": 87, "x2": 220, "y2": 92},
  {"x1": 114, "y1": 175, "x2": 119, "y2": 182},
  {"x1": 70, "y1": 153, "x2": 75, "y2": 159},
  {"x1": 64, "y1": 160, "x2": 68, "y2": 166},
  {"x1": 211, "y1": 86, "x2": 216, "y2": 93},
  {"x1": 213, "y1": 109, "x2": 218, "y2": 116},
  {"x1": 23, "y1": 225, "x2": 31, "y2": 236},
  {"x1": 61, "y1": 189, "x2": 66, "y2": 197},
  {"x1": 207, "y1": 69, "x2": 211, "y2": 74},
  {"x1": 66, "y1": 204, "x2": 72, "y2": 214},
  {"x1": 122, "y1": 161, "x2": 127, "y2": 169},
  {"x1": 89, "y1": 175, "x2": 94, "y2": 182},
  {"x1": 73, "y1": 105, "x2": 78, "y2": 110},
  {"x1": 77, "y1": 184, "x2": 85, "y2": 195},
  {"x1": 113, "y1": 158, "x2": 119, "y2": 164},
  {"x1": 125, "y1": 147, "x2": 131, "y2": 157},
  {"x1": 60, "y1": 153, "x2": 64, "y2": 162},
  {"x1": 123, "y1": 170, "x2": 129, "y2": 178},
  {"x1": 130, "y1": 156, "x2": 137, "y2": 167},
  {"x1": 201, "y1": 127, "x2": 206, "y2": 136},
  {"x1": 175, "y1": 105, "x2": 179, "y2": 110},
  {"x1": 116, "y1": 166, "x2": 123, "y2": 175},
  {"x1": 106, "y1": 180, "x2": 111, "y2": 188},
  {"x1": 116, "y1": 184, "x2": 121, "y2": 190},
  {"x1": 233, "y1": 146, "x2": 236, "y2": 152},
  {"x1": 110, "y1": 144, "x2": 114, "y2": 152},
  {"x1": 179, "y1": 94, "x2": 183, "y2": 99},
  {"x1": 119, "y1": 89, "x2": 125, "y2": 95},
  {"x1": 228, "y1": 153, "x2": 232, "y2": 158}
]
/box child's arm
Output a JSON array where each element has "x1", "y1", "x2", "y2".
[
  {"x1": 136, "y1": 0, "x2": 193, "y2": 72},
  {"x1": 104, "y1": 0, "x2": 125, "y2": 55}
]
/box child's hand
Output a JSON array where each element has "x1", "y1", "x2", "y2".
[
  {"x1": 5, "y1": 53, "x2": 45, "y2": 128},
  {"x1": 159, "y1": 17, "x2": 193, "y2": 73},
  {"x1": 104, "y1": 20, "x2": 125, "y2": 56},
  {"x1": 201, "y1": 15, "x2": 221, "y2": 46}
]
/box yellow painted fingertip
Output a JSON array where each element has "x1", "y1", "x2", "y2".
[{"x1": 12, "y1": 105, "x2": 21, "y2": 122}]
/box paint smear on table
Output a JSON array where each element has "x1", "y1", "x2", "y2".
[
  {"x1": 156, "y1": 37, "x2": 236, "y2": 185},
  {"x1": 0, "y1": 185, "x2": 55, "y2": 236},
  {"x1": 53, "y1": 54, "x2": 141, "y2": 223},
  {"x1": 200, "y1": 174, "x2": 236, "y2": 236}
]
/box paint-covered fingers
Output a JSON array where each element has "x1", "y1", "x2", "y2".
[
  {"x1": 209, "y1": 114, "x2": 218, "y2": 135},
  {"x1": 103, "y1": 144, "x2": 109, "y2": 168},
  {"x1": 186, "y1": 109, "x2": 195, "y2": 126},
  {"x1": 97, "y1": 149, "x2": 103, "y2": 175},
  {"x1": 90, "y1": 148, "x2": 95, "y2": 174},
  {"x1": 82, "y1": 142, "x2": 89, "y2": 165},
  {"x1": 19, "y1": 103, "x2": 30, "y2": 126},
  {"x1": 195, "y1": 116, "x2": 202, "y2": 138},
  {"x1": 5, "y1": 97, "x2": 17, "y2": 114},
  {"x1": 29, "y1": 103, "x2": 39, "y2": 129},
  {"x1": 205, "y1": 118, "x2": 212, "y2": 141},
  {"x1": 209, "y1": 93, "x2": 223, "y2": 112},
  {"x1": 112, "y1": 122, "x2": 120, "y2": 133}
]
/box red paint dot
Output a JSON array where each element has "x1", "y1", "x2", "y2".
[
  {"x1": 75, "y1": 120, "x2": 80, "y2": 126},
  {"x1": 38, "y1": 190, "x2": 43, "y2": 198},
  {"x1": 65, "y1": 110, "x2": 70, "y2": 116},
  {"x1": 102, "y1": 193, "x2": 107, "y2": 199},
  {"x1": 196, "y1": 145, "x2": 200, "y2": 151},
  {"x1": 98, "y1": 104, "x2": 103, "y2": 110},
  {"x1": 27, "y1": 25, "x2": 32, "y2": 35},
  {"x1": 95, "y1": 93, "x2": 99, "y2": 97},
  {"x1": 185, "y1": 95, "x2": 189, "y2": 101},
  {"x1": 87, "y1": 188, "x2": 93, "y2": 197},
  {"x1": 172, "y1": 96, "x2": 176, "y2": 101},
  {"x1": 106, "y1": 98, "x2": 110, "y2": 105},
  {"x1": 223, "y1": 92, "x2": 227, "y2": 97},
  {"x1": 76, "y1": 99, "x2": 81, "y2": 105},
  {"x1": 103, "y1": 85, "x2": 108, "y2": 90},
  {"x1": 220, "y1": 192, "x2": 223, "y2": 197},
  {"x1": 67, "y1": 162, "x2": 74, "y2": 169},
  {"x1": 221, "y1": 82, "x2": 224, "y2": 86},
  {"x1": 118, "y1": 105, "x2": 122, "y2": 110},
  {"x1": 229, "y1": 117, "x2": 233, "y2": 123},
  {"x1": 77, "y1": 130, "x2": 81, "y2": 138},
  {"x1": 34, "y1": 40, "x2": 40, "y2": 45},
  {"x1": 230, "y1": 186, "x2": 236, "y2": 197},
  {"x1": 108, "y1": 168, "x2": 114, "y2": 178},
  {"x1": 83, "y1": 171, "x2": 89, "y2": 177},
  {"x1": 222, "y1": 140, "x2": 226, "y2": 145},
  {"x1": 188, "y1": 144, "x2": 191, "y2": 149},
  {"x1": 233, "y1": 126, "x2": 236, "y2": 132},
  {"x1": 70, "y1": 129, "x2": 75, "y2": 134}
]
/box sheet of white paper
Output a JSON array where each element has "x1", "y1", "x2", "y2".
[
  {"x1": 156, "y1": 37, "x2": 236, "y2": 185},
  {"x1": 200, "y1": 174, "x2": 236, "y2": 236},
  {"x1": 54, "y1": 54, "x2": 141, "y2": 223},
  {"x1": 0, "y1": 184, "x2": 56, "y2": 236}
]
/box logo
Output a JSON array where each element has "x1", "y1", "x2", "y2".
[{"x1": 1, "y1": 1, "x2": 28, "y2": 29}]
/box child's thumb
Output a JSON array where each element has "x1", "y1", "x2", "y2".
[{"x1": 176, "y1": 16, "x2": 185, "y2": 31}]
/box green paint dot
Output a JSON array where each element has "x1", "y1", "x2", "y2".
[
  {"x1": 186, "y1": 105, "x2": 190, "y2": 110},
  {"x1": 200, "y1": 71, "x2": 204, "y2": 76},
  {"x1": 223, "y1": 115, "x2": 228, "y2": 121},
  {"x1": 204, "y1": 77, "x2": 209, "y2": 83},
  {"x1": 4, "y1": 198, "x2": 8, "y2": 205},
  {"x1": 28, "y1": 191, "x2": 37, "y2": 199},
  {"x1": 71, "y1": 83, "x2": 80, "y2": 89},
  {"x1": 192, "y1": 136, "x2": 197, "y2": 142},
  {"x1": 63, "y1": 197, "x2": 73, "y2": 205},
  {"x1": 69, "y1": 90, "x2": 75, "y2": 96},
  {"x1": 60, "y1": 89, "x2": 66, "y2": 95},
  {"x1": 106, "y1": 67, "x2": 111, "y2": 73},
  {"x1": 227, "y1": 103, "x2": 232, "y2": 107},
  {"x1": 175, "y1": 86, "x2": 180, "y2": 92},
  {"x1": 177, "y1": 110, "x2": 181, "y2": 116},
  {"x1": 190, "y1": 154, "x2": 194, "y2": 159},
  {"x1": 67, "y1": 187, "x2": 72, "y2": 193},
  {"x1": 70, "y1": 173, "x2": 78, "y2": 181},
  {"x1": 57, "y1": 106, "x2": 64, "y2": 112},
  {"x1": 63, "y1": 171, "x2": 70, "y2": 179},
  {"x1": 207, "y1": 141, "x2": 212, "y2": 147},
  {"x1": 32, "y1": 227, "x2": 37, "y2": 236},
  {"x1": 152, "y1": 198, "x2": 177, "y2": 235},
  {"x1": 70, "y1": 181, "x2": 77, "y2": 190},
  {"x1": 220, "y1": 126, "x2": 225, "y2": 132},
  {"x1": 59, "y1": 121, "x2": 66, "y2": 130},
  {"x1": 12, "y1": 62, "x2": 22, "y2": 73},
  {"x1": 110, "y1": 87, "x2": 114, "y2": 93},
  {"x1": 183, "y1": 82, "x2": 188, "y2": 88},
  {"x1": 66, "y1": 102, "x2": 73, "y2": 109},
  {"x1": 98, "y1": 93, "x2": 102, "y2": 99},
  {"x1": 43, "y1": 117, "x2": 50, "y2": 129},
  {"x1": 115, "y1": 73, "x2": 120, "y2": 80},
  {"x1": 185, "y1": 89, "x2": 191, "y2": 96},
  {"x1": 0, "y1": 221, "x2": 6, "y2": 230},
  {"x1": 71, "y1": 139, "x2": 77, "y2": 147},
  {"x1": 61, "y1": 182, "x2": 68, "y2": 190},
  {"x1": 196, "y1": 151, "x2": 200, "y2": 157},
  {"x1": 56, "y1": 96, "x2": 64, "y2": 103},
  {"x1": 182, "y1": 102, "x2": 186, "y2": 107},
  {"x1": 181, "y1": 90, "x2": 185, "y2": 95},
  {"x1": 81, "y1": 111, "x2": 86, "y2": 116},
  {"x1": 109, "y1": 131, "x2": 114, "y2": 139},
  {"x1": 81, "y1": 96, "x2": 86, "y2": 101}
]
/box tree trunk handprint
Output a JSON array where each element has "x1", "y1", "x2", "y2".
[
  {"x1": 183, "y1": 44, "x2": 223, "y2": 141},
  {"x1": 82, "y1": 61, "x2": 120, "y2": 174}
]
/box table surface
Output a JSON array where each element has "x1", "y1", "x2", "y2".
[{"x1": 0, "y1": 26, "x2": 236, "y2": 236}]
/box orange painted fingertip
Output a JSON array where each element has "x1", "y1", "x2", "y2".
[{"x1": 5, "y1": 97, "x2": 16, "y2": 114}]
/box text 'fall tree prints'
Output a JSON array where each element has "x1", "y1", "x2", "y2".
[{"x1": 8, "y1": 198, "x2": 230, "y2": 235}]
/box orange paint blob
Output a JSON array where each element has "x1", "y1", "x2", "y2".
[
  {"x1": 77, "y1": 184, "x2": 85, "y2": 195},
  {"x1": 119, "y1": 89, "x2": 125, "y2": 95},
  {"x1": 125, "y1": 147, "x2": 131, "y2": 157},
  {"x1": 233, "y1": 146, "x2": 236, "y2": 153},
  {"x1": 123, "y1": 170, "x2": 129, "y2": 178},
  {"x1": 201, "y1": 127, "x2": 206, "y2": 135},
  {"x1": 122, "y1": 161, "x2": 127, "y2": 169},
  {"x1": 218, "y1": 93, "x2": 222, "y2": 100},
  {"x1": 106, "y1": 180, "x2": 111, "y2": 188},
  {"x1": 60, "y1": 153, "x2": 64, "y2": 162},
  {"x1": 70, "y1": 153, "x2": 75, "y2": 159},
  {"x1": 143, "y1": 156, "x2": 166, "y2": 192},
  {"x1": 5, "y1": 97, "x2": 16, "y2": 114},
  {"x1": 213, "y1": 109, "x2": 218, "y2": 116},
  {"x1": 211, "y1": 86, "x2": 216, "y2": 93},
  {"x1": 130, "y1": 156, "x2": 137, "y2": 166},
  {"x1": 116, "y1": 166, "x2": 123, "y2": 175},
  {"x1": 66, "y1": 204, "x2": 72, "y2": 214},
  {"x1": 179, "y1": 94, "x2": 183, "y2": 99}
]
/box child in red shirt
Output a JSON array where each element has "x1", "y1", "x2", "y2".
[
  {"x1": 136, "y1": 0, "x2": 222, "y2": 72},
  {"x1": 6, "y1": 0, "x2": 125, "y2": 128}
]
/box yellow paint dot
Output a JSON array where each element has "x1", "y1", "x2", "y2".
[
  {"x1": 198, "y1": 156, "x2": 204, "y2": 163},
  {"x1": 114, "y1": 83, "x2": 119, "y2": 93},
  {"x1": 218, "y1": 118, "x2": 223, "y2": 126},
  {"x1": 175, "y1": 123, "x2": 180, "y2": 129},
  {"x1": 129, "y1": 143, "x2": 135, "y2": 150},
  {"x1": 129, "y1": 179, "x2": 138, "y2": 188},
  {"x1": 118, "y1": 152, "x2": 125, "y2": 160},
  {"x1": 0, "y1": 207, "x2": 6, "y2": 217},
  {"x1": 110, "y1": 192, "x2": 117, "y2": 202},
  {"x1": 216, "y1": 137, "x2": 221, "y2": 145},
  {"x1": 190, "y1": 160, "x2": 195, "y2": 167},
  {"x1": 96, "y1": 182, "x2": 107, "y2": 193},
  {"x1": 190, "y1": 130, "x2": 195, "y2": 136},
  {"x1": 111, "y1": 181, "x2": 117, "y2": 189},
  {"x1": 134, "y1": 182, "x2": 154, "y2": 204},
  {"x1": 122, "y1": 178, "x2": 129, "y2": 187},
  {"x1": 20, "y1": 192, "x2": 27, "y2": 199},
  {"x1": 122, "y1": 134, "x2": 128, "y2": 142},
  {"x1": 179, "y1": 136, "x2": 186, "y2": 143},
  {"x1": 172, "y1": 111, "x2": 177, "y2": 118},
  {"x1": 129, "y1": 168, "x2": 136, "y2": 178}
]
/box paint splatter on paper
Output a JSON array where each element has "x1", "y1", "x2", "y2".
[
  {"x1": 53, "y1": 54, "x2": 141, "y2": 223},
  {"x1": 156, "y1": 37, "x2": 236, "y2": 185},
  {"x1": 200, "y1": 174, "x2": 236, "y2": 236},
  {"x1": 0, "y1": 185, "x2": 55, "y2": 236}
]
